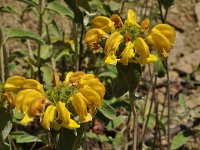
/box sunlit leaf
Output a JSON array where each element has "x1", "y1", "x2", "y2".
[
  {"x1": 178, "y1": 93, "x2": 188, "y2": 114},
  {"x1": 171, "y1": 130, "x2": 194, "y2": 150},
  {"x1": 113, "y1": 63, "x2": 142, "y2": 98},
  {"x1": 6, "y1": 28, "x2": 44, "y2": 44},
  {"x1": 47, "y1": 1, "x2": 74, "y2": 18},
  {"x1": 0, "y1": 109, "x2": 12, "y2": 150},
  {"x1": 10, "y1": 131, "x2": 42, "y2": 143},
  {"x1": 107, "y1": 115, "x2": 127, "y2": 130},
  {"x1": 154, "y1": 59, "x2": 166, "y2": 77},
  {"x1": 98, "y1": 101, "x2": 116, "y2": 120},
  {"x1": 0, "y1": 6, "x2": 16, "y2": 14},
  {"x1": 113, "y1": 132, "x2": 125, "y2": 147}
]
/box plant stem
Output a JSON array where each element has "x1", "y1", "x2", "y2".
[
  {"x1": 38, "y1": 0, "x2": 45, "y2": 82},
  {"x1": 141, "y1": 75, "x2": 157, "y2": 147},
  {"x1": 73, "y1": 22, "x2": 79, "y2": 71},
  {"x1": 0, "y1": 14, "x2": 5, "y2": 83},
  {"x1": 165, "y1": 58, "x2": 171, "y2": 150},
  {"x1": 157, "y1": 0, "x2": 164, "y2": 23},
  {"x1": 129, "y1": 91, "x2": 138, "y2": 150}
]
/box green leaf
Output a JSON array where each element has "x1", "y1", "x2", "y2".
[
  {"x1": 0, "y1": 109, "x2": 12, "y2": 150},
  {"x1": 109, "y1": 0, "x2": 121, "y2": 11},
  {"x1": 107, "y1": 115, "x2": 127, "y2": 130},
  {"x1": 154, "y1": 59, "x2": 166, "y2": 77},
  {"x1": 58, "y1": 127, "x2": 84, "y2": 150},
  {"x1": 113, "y1": 132, "x2": 125, "y2": 147},
  {"x1": 41, "y1": 64, "x2": 53, "y2": 87},
  {"x1": 16, "y1": 0, "x2": 38, "y2": 7},
  {"x1": 99, "y1": 72, "x2": 116, "y2": 78},
  {"x1": 48, "y1": 19, "x2": 62, "y2": 43},
  {"x1": 171, "y1": 130, "x2": 193, "y2": 150},
  {"x1": 55, "y1": 49, "x2": 70, "y2": 62},
  {"x1": 39, "y1": 45, "x2": 52, "y2": 60},
  {"x1": 113, "y1": 63, "x2": 142, "y2": 98},
  {"x1": 64, "y1": 0, "x2": 83, "y2": 24},
  {"x1": 47, "y1": 1, "x2": 74, "y2": 18},
  {"x1": 86, "y1": 131, "x2": 110, "y2": 142},
  {"x1": 98, "y1": 101, "x2": 116, "y2": 120},
  {"x1": 178, "y1": 93, "x2": 188, "y2": 114},
  {"x1": 10, "y1": 131, "x2": 42, "y2": 143},
  {"x1": 0, "y1": 6, "x2": 16, "y2": 14},
  {"x1": 6, "y1": 28, "x2": 44, "y2": 44}
]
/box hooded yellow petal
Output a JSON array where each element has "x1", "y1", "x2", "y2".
[
  {"x1": 71, "y1": 93, "x2": 92, "y2": 123},
  {"x1": 4, "y1": 76, "x2": 26, "y2": 92},
  {"x1": 16, "y1": 89, "x2": 43, "y2": 113},
  {"x1": 104, "y1": 55, "x2": 118, "y2": 65},
  {"x1": 63, "y1": 72, "x2": 74, "y2": 85},
  {"x1": 20, "y1": 113, "x2": 34, "y2": 125},
  {"x1": 57, "y1": 101, "x2": 80, "y2": 129},
  {"x1": 85, "y1": 28, "x2": 108, "y2": 50},
  {"x1": 28, "y1": 97, "x2": 45, "y2": 116},
  {"x1": 110, "y1": 14, "x2": 124, "y2": 28},
  {"x1": 152, "y1": 24, "x2": 176, "y2": 42},
  {"x1": 40, "y1": 105, "x2": 57, "y2": 130},
  {"x1": 141, "y1": 18, "x2": 150, "y2": 30},
  {"x1": 92, "y1": 16, "x2": 115, "y2": 32},
  {"x1": 78, "y1": 74, "x2": 96, "y2": 87},
  {"x1": 83, "y1": 79, "x2": 105, "y2": 98},
  {"x1": 15, "y1": 89, "x2": 33, "y2": 112},
  {"x1": 4, "y1": 92, "x2": 15, "y2": 109},
  {"x1": 104, "y1": 32, "x2": 123, "y2": 56},
  {"x1": 124, "y1": 9, "x2": 139, "y2": 26},
  {"x1": 22, "y1": 79, "x2": 44, "y2": 94},
  {"x1": 119, "y1": 41, "x2": 135, "y2": 66},
  {"x1": 147, "y1": 30, "x2": 172, "y2": 57},
  {"x1": 79, "y1": 87, "x2": 102, "y2": 108},
  {"x1": 134, "y1": 37, "x2": 150, "y2": 58}
]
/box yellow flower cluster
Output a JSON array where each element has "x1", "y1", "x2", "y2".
[
  {"x1": 64, "y1": 71, "x2": 105, "y2": 123},
  {"x1": 4, "y1": 76, "x2": 45, "y2": 125},
  {"x1": 85, "y1": 9, "x2": 176, "y2": 65},
  {"x1": 3, "y1": 72, "x2": 105, "y2": 131}
]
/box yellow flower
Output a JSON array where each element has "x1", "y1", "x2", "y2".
[
  {"x1": 141, "y1": 18, "x2": 150, "y2": 31},
  {"x1": 134, "y1": 37, "x2": 157, "y2": 64},
  {"x1": 78, "y1": 74, "x2": 96, "y2": 87},
  {"x1": 22, "y1": 79, "x2": 44, "y2": 94},
  {"x1": 85, "y1": 28, "x2": 108, "y2": 51},
  {"x1": 16, "y1": 89, "x2": 43, "y2": 113},
  {"x1": 147, "y1": 30, "x2": 172, "y2": 57},
  {"x1": 79, "y1": 87, "x2": 102, "y2": 108},
  {"x1": 70, "y1": 92, "x2": 92, "y2": 123},
  {"x1": 4, "y1": 76, "x2": 26, "y2": 92},
  {"x1": 15, "y1": 89, "x2": 45, "y2": 125},
  {"x1": 152, "y1": 24, "x2": 176, "y2": 43},
  {"x1": 54, "y1": 72, "x2": 61, "y2": 87},
  {"x1": 63, "y1": 71, "x2": 74, "y2": 85},
  {"x1": 147, "y1": 24, "x2": 175, "y2": 57},
  {"x1": 82, "y1": 78, "x2": 105, "y2": 98},
  {"x1": 64, "y1": 71, "x2": 85, "y2": 86},
  {"x1": 40, "y1": 105, "x2": 60, "y2": 130},
  {"x1": 4, "y1": 92, "x2": 15, "y2": 109},
  {"x1": 57, "y1": 101, "x2": 80, "y2": 129},
  {"x1": 104, "y1": 32, "x2": 123, "y2": 65},
  {"x1": 110, "y1": 14, "x2": 124, "y2": 28},
  {"x1": 92, "y1": 16, "x2": 115, "y2": 32},
  {"x1": 124, "y1": 9, "x2": 139, "y2": 27},
  {"x1": 104, "y1": 55, "x2": 118, "y2": 65},
  {"x1": 119, "y1": 41, "x2": 135, "y2": 65}
]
